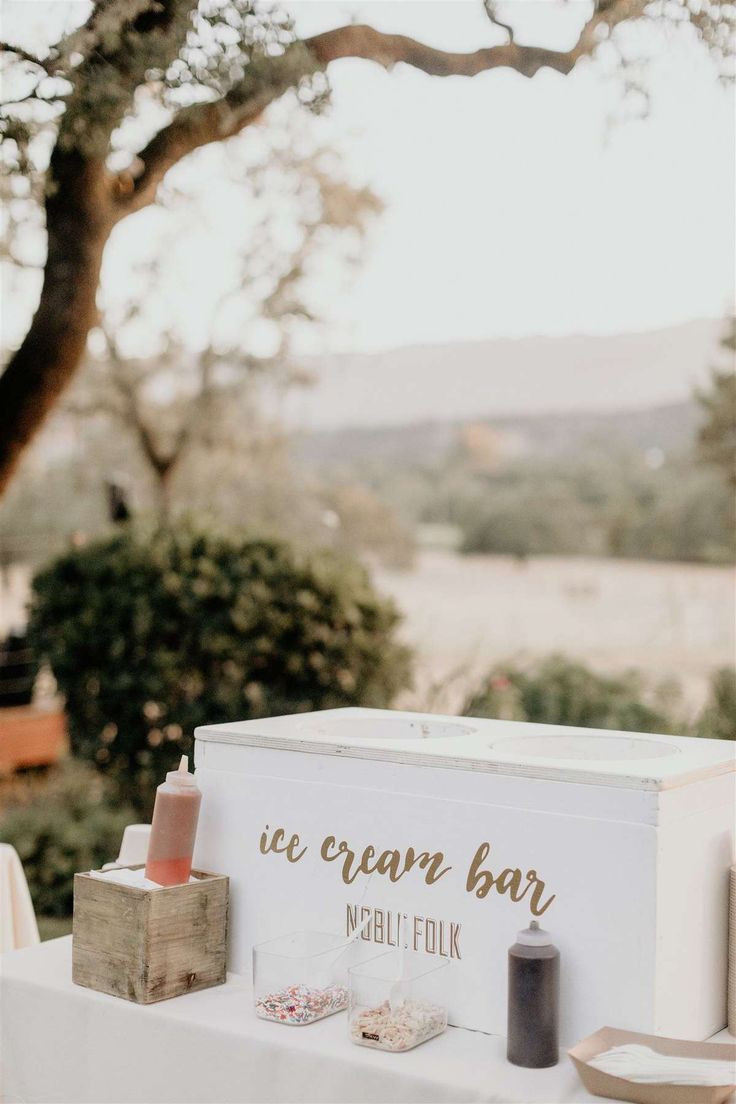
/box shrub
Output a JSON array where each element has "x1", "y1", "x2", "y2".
[
  {"x1": 697, "y1": 667, "x2": 736, "y2": 740},
  {"x1": 0, "y1": 760, "x2": 134, "y2": 917},
  {"x1": 29, "y1": 526, "x2": 412, "y2": 813},
  {"x1": 459, "y1": 485, "x2": 594, "y2": 558},
  {"x1": 462, "y1": 654, "x2": 678, "y2": 733}
]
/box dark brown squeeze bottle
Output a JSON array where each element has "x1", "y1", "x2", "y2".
[{"x1": 507, "y1": 920, "x2": 560, "y2": 1068}]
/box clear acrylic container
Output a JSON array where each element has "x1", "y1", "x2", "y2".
[
  {"x1": 348, "y1": 949, "x2": 450, "y2": 1051},
  {"x1": 253, "y1": 930, "x2": 372, "y2": 1025}
]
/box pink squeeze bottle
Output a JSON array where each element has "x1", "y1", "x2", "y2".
[{"x1": 145, "y1": 754, "x2": 202, "y2": 886}]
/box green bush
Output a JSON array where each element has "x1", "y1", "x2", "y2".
[
  {"x1": 459, "y1": 485, "x2": 595, "y2": 558},
  {"x1": 0, "y1": 761, "x2": 134, "y2": 917},
  {"x1": 697, "y1": 667, "x2": 736, "y2": 740},
  {"x1": 462, "y1": 654, "x2": 678, "y2": 733},
  {"x1": 449, "y1": 455, "x2": 735, "y2": 565},
  {"x1": 29, "y1": 526, "x2": 411, "y2": 813}
]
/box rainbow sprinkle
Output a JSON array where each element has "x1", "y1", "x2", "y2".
[{"x1": 255, "y1": 983, "x2": 348, "y2": 1025}]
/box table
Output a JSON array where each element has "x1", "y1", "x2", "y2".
[{"x1": 0, "y1": 938, "x2": 607, "y2": 1104}]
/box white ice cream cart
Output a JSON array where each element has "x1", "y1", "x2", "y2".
[{"x1": 193, "y1": 708, "x2": 735, "y2": 1045}]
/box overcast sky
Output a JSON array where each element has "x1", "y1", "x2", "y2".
[{"x1": 3, "y1": 0, "x2": 735, "y2": 353}]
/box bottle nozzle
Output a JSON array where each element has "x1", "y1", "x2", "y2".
[
  {"x1": 516, "y1": 919, "x2": 553, "y2": 946},
  {"x1": 165, "y1": 751, "x2": 196, "y2": 786}
]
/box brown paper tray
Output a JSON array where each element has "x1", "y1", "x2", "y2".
[{"x1": 568, "y1": 1026, "x2": 736, "y2": 1104}]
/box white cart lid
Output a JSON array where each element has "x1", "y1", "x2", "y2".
[{"x1": 195, "y1": 708, "x2": 735, "y2": 791}]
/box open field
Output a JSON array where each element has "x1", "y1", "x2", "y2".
[
  {"x1": 375, "y1": 551, "x2": 736, "y2": 718},
  {"x1": 3, "y1": 551, "x2": 734, "y2": 723}
]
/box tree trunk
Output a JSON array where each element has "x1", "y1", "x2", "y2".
[
  {"x1": 155, "y1": 464, "x2": 176, "y2": 523},
  {"x1": 0, "y1": 156, "x2": 113, "y2": 494}
]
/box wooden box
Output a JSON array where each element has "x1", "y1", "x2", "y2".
[
  {"x1": 72, "y1": 867, "x2": 228, "y2": 1004},
  {"x1": 193, "y1": 707, "x2": 736, "y2": 1044}
]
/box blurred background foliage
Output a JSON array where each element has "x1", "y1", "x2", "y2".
[
  {"x1": 0, "y1": 229, "x2": 732, "y2": 937},
  {"x1": 462, "y1": 653, "x2": 735, "y2": 739},
  {"x1": 0, "y1": 3, "x2": 732, "y2": 938},
  {"x1": 27, "y1": 525, "x2": 412, "y2": 813},
  {"x1": 296, "y1": 329, "x2": 736, "y2": 567},
  {"x1": 0, "y1": 761, "x2": 134, "y2": 920}
]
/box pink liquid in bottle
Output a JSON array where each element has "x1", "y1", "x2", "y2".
[{"x1": 145, "y1": 754, "x2": 202, "y2": 886}]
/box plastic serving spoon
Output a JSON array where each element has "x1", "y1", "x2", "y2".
[
  {"x1": 388, "y1": 944, "x2": 406, "y2": 1013},
  {"x1": 327, "y1": 911, "x2": 373, "y2": 983}
]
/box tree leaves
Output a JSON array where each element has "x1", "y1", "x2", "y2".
[{"x1": 28, "y1": 524, "x2": 413, "y2": 814}]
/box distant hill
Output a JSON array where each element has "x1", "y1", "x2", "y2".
[
  {"x1": 294, "y1": 400, "x2": 700, "y2": 471},
  {"x1": 285, "y1": 319, "x2": 722, "y2": 430}
]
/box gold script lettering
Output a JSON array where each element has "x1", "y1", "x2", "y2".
[
  {"x1": 466, "y1": 843, "x2": 555, "y2": 916},
  {"x1": 320, "y1": 835, "x2": 451, "y2": 887},
  {"x1": 526, "y1": 870, "x2": 556, "y2": 917},
  {"x1": 259, "y1": 824, "x2": 307, "y2": 863}
]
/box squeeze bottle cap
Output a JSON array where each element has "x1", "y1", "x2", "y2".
[
  {"x1": 516, "y1": 919, "x2": 553, "y2": 946},
  {"x1": 165, "y1": 754, "x2": 197, "y2": 786}
]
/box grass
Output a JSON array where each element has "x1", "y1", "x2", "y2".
[{"x1": 37, "y1": 915, "x2": 73, "y2": 941}]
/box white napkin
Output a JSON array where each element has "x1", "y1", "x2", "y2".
[
  {"x1": 89, "y1": 868, "x2": 197, "y2": 890},
  {"x1": 0, "y1": 843, "x2": 40, "y2": 952},
  {"x1": 588, "y1": 1043, "x2": 736, "y2": 1086}
]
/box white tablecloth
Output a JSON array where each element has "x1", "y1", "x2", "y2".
[{"x1": 0, "y1": 937, "x2": 723, "y2": 1104}]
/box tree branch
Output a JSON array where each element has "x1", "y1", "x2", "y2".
[
  {"x1": 116, "y1": 96, "x2": 267, "y2": 214},
  {"x1": 0, "y1": 41, "x2": 52, "y2": 71},
  {"x1": 119, "y1": 1, "x2": 652, "y2": 214},
  {"x1": 483, "y1": 2, "x2": 515, "y2": 45},
  {"x1": 117, "y1": 44, "x2": 315, "y2": 214},
  {"x1": 307, "y1": 3, "x2": 651, "y2": 76},
  {"x1": 304, "y1": 23, "x2": 578, "y2": 78},
  {"x1": 0, "y1": 0, "x2": 660, "y2": 496},
  {"x1": 114, "y1": 368, "x2": 175, "y2": 477}
]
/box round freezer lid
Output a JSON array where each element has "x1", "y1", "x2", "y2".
[
  {"x1": 303, "y1": 716, "x2": 477, "y2": 742},
  {"x1": 487, "y1": 733, "x2": 679, "y2": 762}
]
